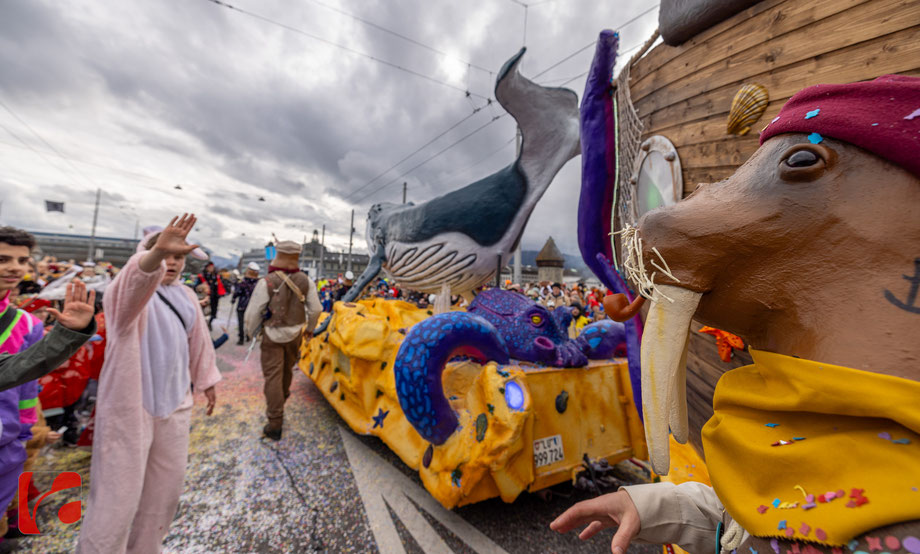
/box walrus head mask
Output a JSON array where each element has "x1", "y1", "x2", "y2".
[{"x1": 631, "y1": 75, "x2": 920, "y2": 472}]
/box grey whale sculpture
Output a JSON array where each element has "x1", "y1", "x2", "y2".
[{"x1": 316, "y1": 48, "x2": 580, "y2": 333}]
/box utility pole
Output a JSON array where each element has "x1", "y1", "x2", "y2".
[
  {"x1": 133, "y1": 218, "x2": 139, "y2": 241},
  {"x1": 319, "y1": 224, "x2": 326, "y2": 280},
  {"x1": 87, "y1": 188, "x2": 101, "y2": 262},
  {"x1": 402, "y1": 182, "x2": 407, "y2": 204},
  {"x1": 347, "y1": 209, "x2": 355, "y2": 274},
  {"x1": 512, "y1": 127, "x2": 523, "y2": 285}
]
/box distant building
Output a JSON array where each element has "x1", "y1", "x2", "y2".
[
  {"x1": 536, "y1": 237, "x2": 565, "y2": 284},
  {"x1": 30, "y1": 231, "x2": 140, "y2": 266},
  {"x1": 240, "y1": 232, "x2": 369, "y2": 280},
  {"x1": 499, "y1": 264, "x2": 587, "y2": 286}
]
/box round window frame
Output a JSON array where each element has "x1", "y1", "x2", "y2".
[{"x1": 631, "y1": 135, "x2": 683, "y2": 217}]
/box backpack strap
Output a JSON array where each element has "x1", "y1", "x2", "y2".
[
  {"x1": 272, "y1": 271, "x2": 306, "y2": 303},
  {"x1": 155, "y1": 291, "x2": 189, "y2": 332}
]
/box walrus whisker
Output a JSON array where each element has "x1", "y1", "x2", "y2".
[{"x1": 612, "y1": 225, "x2": 679, "y2": 303}]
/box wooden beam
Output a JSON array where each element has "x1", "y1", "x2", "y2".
[
  {"x1": 631, "y1": 0, "x2": 868, "y2": 102},
  {"x1": 635, "y1": 1, "x2": 920, "y2": 118},
  {"x1": 640, "y1": 26, "x2": 920, "y2": 145},
  {"x1": 630, "y1": 0, "x2": 786, "y2": 86}
]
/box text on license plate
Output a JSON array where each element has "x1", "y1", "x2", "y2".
[{"x1": 533, "y1": 434, "x2": 565, "y2": 468}]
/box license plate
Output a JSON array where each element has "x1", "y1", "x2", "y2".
[{"x1": 533, "y1": 434, "x2": 565, "y2": 468}]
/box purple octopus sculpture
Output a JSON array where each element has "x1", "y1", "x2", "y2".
[
  {"x1": 393, "y1": 289, "x2": 627, "y2": 444},
  {"x1": 467, "y1": 289, "x2": 624, "y2": 367}
]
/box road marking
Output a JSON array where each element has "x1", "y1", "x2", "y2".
[{"x1": 339, "y1": 427, "x2": 509, "y2": 554}]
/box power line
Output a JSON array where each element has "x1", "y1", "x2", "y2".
[
  {"x1": 428, "y1": 136, "x2": 515, "y2": 189},
  {"x1": 303, "y1": 0, "x2": 493, "y2": 74},
  {"x1": 0, "y1": 98, "x2": 143, "y2": 221},
  {"x1": 199, "y1": 0, "x2": 490, "y2": 100},
  {"x1": 0, "y1": 98, "x2": 103, "y2": 192},
  {"x1": 537, "y1": 37, "x2": 656, "y2": 88},
  {"x1": 341, "y1": 103, "x2": 490, "y2": 201},
  {"x1": 559, "y1": 71, "x2": 589, "y2": 87},
  {"x1": 532, "y1": 2, "x2": 660, "y2": 79},
  {"x1": 0, "y1": 121, "x2": 81, "y2": 188},
  {"x1": 533, "y1": 41, "x2": 595, "y2": 79},
  {"x1": 352, "y1": 113, "x2": 508, "y2": 205}
]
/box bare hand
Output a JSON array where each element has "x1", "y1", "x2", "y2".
[
  {"x1": 152, "y1": 214, "x2": 200, "y2": 256},
  {"x1": 550, "y1": 490, "x2": 640, "y2": 554},
  {"x1": 204, "y1": 386, "x2": 217, "y2": 416},
  {"x1": 47, "y1": 280, "x2": 97, "y2": 331}
]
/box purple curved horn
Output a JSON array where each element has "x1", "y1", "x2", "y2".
[{"x1": 394, "y1": 312, "x2": 510, "y2": 445}]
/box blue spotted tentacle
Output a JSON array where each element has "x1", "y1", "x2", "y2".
[{"x1": 393, "y1": 312, "x2": 510, "y2": 445}]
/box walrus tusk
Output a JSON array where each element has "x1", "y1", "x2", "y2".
[
  {"x1": 603, "y1": 293, "x2": 646, "y2": 322},
  {"x1": 640, "y1": 284, "x2": 701, "y2": 474}
]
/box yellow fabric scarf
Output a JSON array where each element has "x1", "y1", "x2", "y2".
[{"x1": 702, "y1": 349, "x2": 920, "y2": 546}]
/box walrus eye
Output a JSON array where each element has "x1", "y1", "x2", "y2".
[
  {"x1": 785, "y1": 150, "x2": 819, "y2": 167},
  {"x1": 778, "y1": 143, "x2": 833, "y2": 182}
]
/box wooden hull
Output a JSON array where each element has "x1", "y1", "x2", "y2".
[{"x1": 627, "y1": 0, "x2": 920, "y2": 453}]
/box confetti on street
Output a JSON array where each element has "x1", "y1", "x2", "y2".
[{"x1": 12, "y1": 304, "x2": 660, "y2": 553}]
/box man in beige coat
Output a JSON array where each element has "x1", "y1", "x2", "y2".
[{"x1": 244, "y1": 240, "x2": 321, "y2": 440}]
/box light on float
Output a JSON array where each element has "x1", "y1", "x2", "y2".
[{"x1": 504, "y1": 381, "x2": 525, "y2": 411}]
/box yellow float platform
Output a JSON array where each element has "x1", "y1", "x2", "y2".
[{"x1": 300, "y1": 298, "x2": 647, "y2": 508}]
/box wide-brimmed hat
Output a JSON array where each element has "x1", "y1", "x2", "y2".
[{"x1": 275, "y1": 240, "x2": 302, "y2": 255}]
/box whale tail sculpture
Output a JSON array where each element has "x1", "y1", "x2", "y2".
[{"x1": 316, "y1": 48, "x2": 580, "y2": 334}]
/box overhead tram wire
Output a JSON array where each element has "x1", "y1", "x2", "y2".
[
  {"x1": 351, "y1": 113, "x2": 508, "y2": 205},
  {"x1": 0, "y1": 98, "x2": 142, "y2": 221},
  {"x1": 341, "y1": 103, "x2": 489, "y2": 201},
  {"x1": 0, "y1": 121, "x2": 80, "y2": 188},
  {"x1": 349, "y1": 2, "x2": 660, "y2": 207},
  {"x1": 0, "y1": 98, "x2": 105, "y2": 192},
  {"x1": 531, "y1": 2, "x2": 660, "y2": 80},
  {"x1": 540, "y1": 37, "x2": 655, "y2": 89},
  {"x1": 302, "y1": 0, "x2": 493, "y2": 75},
  {"x1": 200, "y1": 0, "x2": 490, "y2": 101},
  {"x1": 428, "y1": 136, "x2": 516, "y2": 189}
]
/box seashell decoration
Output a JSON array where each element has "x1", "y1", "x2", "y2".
[{"x1": 726, "y1": 84, "x2": 769, "y2": 136}]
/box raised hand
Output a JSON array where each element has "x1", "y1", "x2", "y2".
[
  {"x1": 550, "y1": 490, "x2": 640, "y2": 554},
  {"x1": 152, "y1": 214, "x2": 199, "y2": 256},
  {"x1": 47, "y1": 280, "x2": 97, "y2": 331}
]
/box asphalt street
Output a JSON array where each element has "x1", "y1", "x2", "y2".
[{"x1": 15, "y1": 301, "x2": 659, "y2": 554}]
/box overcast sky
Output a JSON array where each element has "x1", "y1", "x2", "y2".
[{"x1": 0, "y1": 0, "x2": 659, "y2": 261}]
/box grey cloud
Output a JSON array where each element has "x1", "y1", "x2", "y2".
[{"x1": 0, "y1": 0, "x2": 658, "y2": 261}]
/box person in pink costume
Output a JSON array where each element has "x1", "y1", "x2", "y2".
[{"x1": 77, "y1": 214, "x2": 220, "y2": 553}]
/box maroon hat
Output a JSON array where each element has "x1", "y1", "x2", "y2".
[{"x1": 760, "y1": 74, "x2": 920, "y2": 178}]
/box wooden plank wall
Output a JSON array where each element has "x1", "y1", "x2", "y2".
[{"x1": 626, "y1": 0, "x2": 920, "y2": 455}]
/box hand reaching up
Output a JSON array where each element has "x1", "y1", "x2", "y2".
[
  {"x1": 152, "y1": 214, "x2": 199, "y2": 256},
  {"x1": 47, "y1": 280, "x2": 97, "y2": 331}
]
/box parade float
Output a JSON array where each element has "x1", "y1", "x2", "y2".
[
  {"x1": 572, "y1": 0, "x2": 920, "y2": 550},
  {"x1": 578, "y1": 0, "x2": 920, "y2": 454},
  {"x1": 301, "y1": 50, "x2": 648, "y2": 508}
]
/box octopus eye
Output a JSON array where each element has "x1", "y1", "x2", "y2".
[
  {"x1": 785, "y1": 149, "x2": 819, "y2": 167},
  {"x1": 530, "y1": 315, "x2": 544, "y2": 326}
]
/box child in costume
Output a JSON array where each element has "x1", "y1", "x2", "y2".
[{"x1": 77, "y1": 214, "x2": 220, "y2": 553}]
